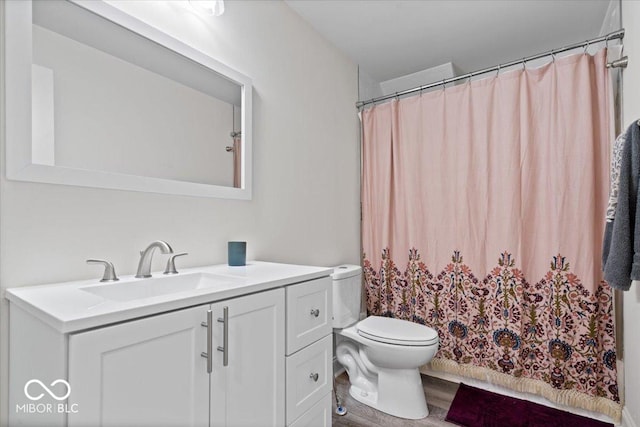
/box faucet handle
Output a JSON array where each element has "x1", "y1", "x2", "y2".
[
  {"x1": 164, "y1": 253, "x2": 188, "y2": 275},
  {"x1": 87, "y1": 259, "x2": 119, "y2": 282}
]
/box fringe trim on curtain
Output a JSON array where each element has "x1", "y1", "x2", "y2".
[{"x1": 422, "y1": 358, "x2": 622, "y2": 422}]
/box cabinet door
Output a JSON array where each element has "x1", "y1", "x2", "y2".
[
  {"x1": 210, "y1": 288, "x2": 285, "y2": 427},
  {"x1": 68, "y1": 305, "x2": 210, "y2": 427}
]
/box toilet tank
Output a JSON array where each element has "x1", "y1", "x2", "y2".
[{"x1": 332, "y1": 265, "x2": 363, "y2": 328}]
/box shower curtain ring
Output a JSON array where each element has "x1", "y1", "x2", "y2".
[
  {"x1": 441, "y1": 79, "x2": 446, "y2": 91},
  {"x1": 605, "y1": 35, "x2": 610, "y2": 49},
  {"x1": 551, "y1": 50, "x2": 556, "y2": 63},
  {"x1": 522, "y1": 58, "x2": 526, "y2": 69},
  {"x1": 496, "y1": 64, "x2": 501, "y2": 78},
  {"x1": 584, "y1": 40, "x2": 590, "y2": 54}
]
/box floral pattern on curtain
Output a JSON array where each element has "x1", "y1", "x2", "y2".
[
  {"x1": 361, "y1": 49, "x2": 619, "y2": 419},
  {"x1": 364, "y1": 249, "x2": 618, "y2": 403}
]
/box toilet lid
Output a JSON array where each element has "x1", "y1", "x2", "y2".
[{"x1": 357, "y1": 316, "x2": 439, "y2": 346}]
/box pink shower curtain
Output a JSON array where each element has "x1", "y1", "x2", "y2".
[{"x1": 361, "y1": 50, "x2": 619, "y2": 418}]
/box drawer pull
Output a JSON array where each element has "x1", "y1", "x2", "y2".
[
  {"x1": 309, "y1": 372, "x2": 319, "y2": 382},
  {"x1": 217, "y1": 306, "x2": 229, "y2": 367},
  {"x1": 310, "y1": 308, "x2": 320, "y2": 317},
  {"x1": 203, "y1": 310, "x2": 212, "y2": 373}
]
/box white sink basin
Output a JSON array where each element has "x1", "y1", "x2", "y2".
[{"x1": 79, "y1": 272, "x2": 243, "y2": 302}]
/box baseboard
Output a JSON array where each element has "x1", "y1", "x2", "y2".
[{"x1": 622, "y1": 407, "x2": 638, "y2": 427}]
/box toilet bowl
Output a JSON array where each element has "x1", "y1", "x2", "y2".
[{"x1": 332, "y1": 266, "x2": 440, "y2": 420}]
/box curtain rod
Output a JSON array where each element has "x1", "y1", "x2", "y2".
[{"x1": 356, "y1": 28, "x2": 625, "y2": 109}]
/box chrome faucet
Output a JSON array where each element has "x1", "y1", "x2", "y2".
[{"x1": 135, "y1": 240, "x2": 174, "y2": 278}]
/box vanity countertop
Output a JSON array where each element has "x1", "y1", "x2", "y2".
[{"x1": 5, "y1": 261, "x2": 333, "y2": 333}]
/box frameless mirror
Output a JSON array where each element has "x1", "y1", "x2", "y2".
[{"x1": 6, "y1": 0, "x2": 253, "y2": 199}]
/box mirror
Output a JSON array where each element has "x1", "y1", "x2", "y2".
[{"x1": 6, "y1": 0, "x2": 253, "y2": 199}]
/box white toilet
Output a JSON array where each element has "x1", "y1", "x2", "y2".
[{"x1": 332, "y1": 265, "x2": 439, "y2": 420}]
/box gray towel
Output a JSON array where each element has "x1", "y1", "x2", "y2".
[{"x1": 603, "y1": 122, "x2": 640, "y2": 290}]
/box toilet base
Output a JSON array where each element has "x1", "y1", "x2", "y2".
[
  {"x1": 348, "y1": 384, "x2": 379, "y2": 409},
  {"x1": 347, "y1": 367, "x2": 429, "y2": 420}
]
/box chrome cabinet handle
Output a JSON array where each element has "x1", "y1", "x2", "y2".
[
  {"x1": 217, "y1": 306, "x2": 229, "y2": 367},
  {"x1": 86, "y1": 259, "x2": 119, "y2": 282},
  {"x1": 201, "y1": 310, "x2": 212, "y2": 373},
  {"x1": 310, "y1": 308, "x2": 320, "y2": 317},
  {"x1": 164, "y1": 252, "x2": 188, "y2": 275},
  {"x1": 309, "y1": 373, "x2": 319, "y2": 382}
]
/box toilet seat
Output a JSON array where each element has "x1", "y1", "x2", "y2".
[{"x1": 357, "y1": 316, "x2": 439, "y2": 346}]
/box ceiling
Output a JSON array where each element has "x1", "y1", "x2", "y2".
[{"x1": 285, "y1": 0, "x2": 613, "y2": 83}]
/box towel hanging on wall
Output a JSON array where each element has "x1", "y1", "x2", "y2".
[{"x1": 603, "y1": 120, "x2": 640, "y2": 290}]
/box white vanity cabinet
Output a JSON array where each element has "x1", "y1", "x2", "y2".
[
  {"x1": 7, "y1": 262, "x2": 332, "y2": 427},
  {"x1": 67, "y1": 288, "x2": 284, "y2": 427}
]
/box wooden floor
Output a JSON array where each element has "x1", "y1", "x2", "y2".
[{"x1": 332, "y1": 373, "x2": 460, "y2": 427}]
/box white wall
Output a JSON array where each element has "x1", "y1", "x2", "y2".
[
  {"x1": 601, "y1": 0, "x2": 622, "y2": 37},
  {"x1": 358, "y1": 62, "x2": 457, "y2": 103},
  {"x1": 622, "y1": 2, "x2": 640, "y2": 425},
  {"x1": 379, "y1": 62, "x2": 456, "y2": 96},
  {"x1": 0, "y1": 1, "x2": 360, "y2": 424},
  {"x1": 358, "y1": 68, "x2": 382, "y2": 102}
]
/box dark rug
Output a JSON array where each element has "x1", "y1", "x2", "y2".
[{"x1": 445, "y1": 383, "x2": 613, "y2": 427}]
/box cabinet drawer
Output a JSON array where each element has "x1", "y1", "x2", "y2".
[
  {"x1": 286, "y1": 334, "x2": 332, "y2": 424},
  {"x1": 288, "y1": 392, "x2": 332, "y2": 427},
  {"x1": 286, "y1": 276, "x2": 332, "y2": 354}
]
